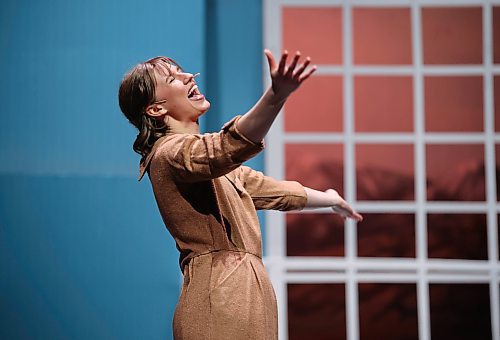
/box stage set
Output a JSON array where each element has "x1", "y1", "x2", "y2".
[{"x1": 1, "y1": 0, "x2": 499, "y2": 339}]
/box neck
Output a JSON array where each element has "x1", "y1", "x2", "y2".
[{"x1": 166, "y1": 116, "x2": 200, "y2": 134}]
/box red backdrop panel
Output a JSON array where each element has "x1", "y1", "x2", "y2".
[
  {"x1": 424, "y1": 76, "x2": 483, "y2": 132},
  {"x1": 283, "y1": 7, "x2": 342, "y2": 64},
  {"x1": 288, "y1": 284, "x2": 346, "y2": 340},
  {"x1": 355, "y1": 76, "x2": 413, "y2": 132},
  {"x1": 430, "y1": 284, "x2": 492, "y2": 340},
  {"x1": 286, "y1": 143, "x2": 344, "y2": 193},
  {"x1": 494, "y1": 76, "x2": 500, "y2": 131},
  {"x1": 357, "y1": 213, "x2": 415, "y2": 258},
  {"x1": 427, "y1": 213, "x2": 488, "y2": 260},
  {"x1": 356, "y1": 144, "x2": 414, "y2": 201},
  {"x1": 493, "y1": 7, "x2": 500, "y2": 63},
  {"x1": 496, "y1": 145, "x2": 500, "y2": 201},
  {"x1": 426, "y1": 144, "x2": 485, "y2": 201},
  {"x1": 285, "y1": 76, "x2": 343, "y2": 132},
  {"x1": 353, "y1": 7, "x2": 412, "y2": 65},
  {"x1": 422, "y1": 7, "x2": 483, "y2": 64},
  {"x1": 287, "y1": 213, "x2": 344, "y2": 257},
  {"x1": 359, "y1": 283, "x2": 419, "y2": 340}
]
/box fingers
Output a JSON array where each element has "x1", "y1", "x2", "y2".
[
  {"x1": 345, "y1": 206, "x2": 363, "y2": 222},
  {"x1": 333, "y1": 206, "x2": 363, "y2": 222},
  {"x1": 342, "y1": 205, "x2": 363, "y2": 221},
  {"x1": 346, "y1": 210, "x2": 363, "y2": 222},
  {"x1": 266, "y1": 48, "x2": 316, "y2": 82},
  {"x1": 328, "y1": 189, "x2": 363, "y2": 222},
  {"x1": 286, "y1": 51, "x2": 301, "y2": 76},
  {"x1": 298, "y1": 64, "x2": 317, "y2": 83},
  {"x1": 353, "y1": 212, "x2": 363, "y2": 222},
  {"x1": 284, "y1": 50, "x2": 316, "y2": 82},
  {"x1": 293, "y1": 57, "x2": 311, "y2": 79},
  {"x1": 264, "y1": 49, "x2": 276, "y2": 72},
  {"x1": 278, "y1": 50, "x2": 288, "y2": 74}
]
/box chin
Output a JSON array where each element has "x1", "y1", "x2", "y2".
[{"x1": 200, "y1": 99, "x2": 211, "y2": 113}]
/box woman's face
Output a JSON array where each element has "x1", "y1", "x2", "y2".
[{"x1": 152, "y1": 64, "x2": 210, "y2": 122}]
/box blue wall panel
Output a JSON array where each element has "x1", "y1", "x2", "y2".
[
  {"x1": 0, "y1": 0, "x2": 206, "y2": 176},
  {"x1": 0, "y1": 0, "x2": 264, "y2": 338},
  {"x1": 0, "y1": 176, "x2": 179, "y2": 339},
  {"x1": 0, "y1": 0, "x2": 207, "y2": 338}
]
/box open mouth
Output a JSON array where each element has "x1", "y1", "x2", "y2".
[{"x1": 187, "y1": 85, "x2": 204, "y2": 101}]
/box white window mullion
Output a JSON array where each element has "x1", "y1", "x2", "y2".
[
  {"x1": 263, "y1": 1, "x2": 289, "y2": 339},
  {"x1": 483, "y1": 3, "x2": 500, "y2": 340},
  {"x1": 343, "y1": 2, "x2": 359, "y2": 339},
  {"x1": 411, "y1": 3, "x2": 431, "y2": 340}
]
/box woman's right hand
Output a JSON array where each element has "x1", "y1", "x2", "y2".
[
  {"x1": 326, "y1": 189, "x2": 363, "y2": 222},
  {"x1": 264, "y1": 49, "x2": 317, "y2": 102}
]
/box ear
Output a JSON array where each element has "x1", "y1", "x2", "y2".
[{"x1": 145, "y1": 103, "x2": 168, "y2": 119}]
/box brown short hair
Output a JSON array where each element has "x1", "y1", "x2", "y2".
[{"x1": 118, "y1": 56, "x2": 181, "y2": 159}]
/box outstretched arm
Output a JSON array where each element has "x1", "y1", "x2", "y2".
[
  {"x1": 234, "y1": 51, "x2": 360, "y2": 221},
  {"x1": 304, "y1": 187, "x2": 363, "y2": 222},
  {"x1": 236, "y1": 50, "x2": 317, "y2": 143}
]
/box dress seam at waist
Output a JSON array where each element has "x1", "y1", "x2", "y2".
[
  {"x1": 193, "y1": 249, "x2": 261, "y2": 260},
  {"x1": 181, "y1": 249, "x2": 262, "y2": 271}
]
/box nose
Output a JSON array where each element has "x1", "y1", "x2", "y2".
[{"x1": 182, "y1": 72, "x2": 200, "y2": 84}]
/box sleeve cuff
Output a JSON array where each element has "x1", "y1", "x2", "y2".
[
  {"x1": 222, "y1": 115, "x2": 265, "y2": 149},
  {"x1": 221, "y1": 115, "x2": 265, "y2": 161},
  {"x1": 285, "y1": 181, "x2": 308, "y2": 211}
]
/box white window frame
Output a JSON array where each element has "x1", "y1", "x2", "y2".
[{"x1": 263, "y1": 1, "x2": 500, "y2": 339}]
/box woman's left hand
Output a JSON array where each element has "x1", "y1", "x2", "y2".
[
  {"x1": 326, "y1": 189, "x2": 363, "y2": 222},
  {"x1": 264, "y1": 49, "x2": 317, "y2": 102}
]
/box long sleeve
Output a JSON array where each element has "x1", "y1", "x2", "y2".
[
  {"x1": 236, "y1": 165, "x2": 307, "y2": 211},
  {"x1": 154, "y1": 116, "x2": 264, "y2": 183}
]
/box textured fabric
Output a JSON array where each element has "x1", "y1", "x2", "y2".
[{"x1": 139, "y1": 116, "x2": 307, "y2": 340}]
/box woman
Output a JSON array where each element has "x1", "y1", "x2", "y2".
[{"x1": 118, "y1": 50, "x2": 362, "y2": 339}]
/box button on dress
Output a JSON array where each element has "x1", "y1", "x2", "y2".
[{"x1": 138, "y1": 116, "x2": 307, "y2": 340}]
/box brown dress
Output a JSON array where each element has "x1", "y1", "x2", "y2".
[{"x1": 138, "y1": 116, "x2": 307, "y2": 340}]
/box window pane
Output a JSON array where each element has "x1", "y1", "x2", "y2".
[
  {"x1": 286, "y1": 144, "x2": 343, "y2": 193},
  {"x1": 357, "y1": 213, "x2": 415, "y2": 258},
  {"x1": 422, "y1": 7, "x2": 483, "y2": 64},
  {"x1": 424, "y1": 76, "x2": 483, "y2": 132},
  {"x1": 492, "y1": 7, "x2": 500, "y2": 64},
  {"x1": 283, "y1": 7, "x2": 342, "y2": 64},
  {"x1": 356, "y1": 144, "x2": 414, "y2": 201},
  {"x1": 426, "y1": 144, "x2": 485, "y2": 201},
  {"x1": 285, "y1": 76, "x2": 343, "y2": 132},
  {"x1": 430, "y1": 284, "x2": 492, "y2": 340},
  {"x1": 354, "y1": 76, "x2": 413, "y2": 132},
  {"x1": 358, "y1": 283, "x2": 418, "y2": 340},
  {"x1": 427, "y1": 213, "x2": 488, "y2": 260},
  {"x1": 353, "y1": 8, "x2": 412, "y2": 65},
  {"x1": 288, "y1": 284, "x2": 346, "y2": 340},
  {"x1": 287, "y1": 213, "x2": 344, "y2": 257},
  {"x1": 495, "y1": 76, "x2": 500, "y2": 132},
  {"x1": 497, "y1": 145, "x2": 500, "y2": 200}
]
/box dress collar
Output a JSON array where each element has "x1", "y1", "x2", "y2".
[
  {"x1": 137, "y1": 135, "x2": 169, "y2": 181},
  {"x1": 137, "y1": 122, "x2": 200, "y2": 181}
]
